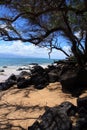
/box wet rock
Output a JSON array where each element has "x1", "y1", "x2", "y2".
[
  {"x1": 29, "y1": 63, "x2": 38, "y2": 66},
  {"x1": 17, "y1": 67, "x2": 29, "y2": 71},
  {"x1": 0, "y1": 69, "x2": 4, "y2": 72},
  {"x1": 17, "y1": 68, "x2": 23, "y2": 71},
  {"x1": 3, "y1": 66, "x2": 7, "y2": 68}
]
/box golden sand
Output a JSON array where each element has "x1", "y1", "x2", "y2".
[{"x1": 0, "y1": 82, "x2": 79, "y2": 130}]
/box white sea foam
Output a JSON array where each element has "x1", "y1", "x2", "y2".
[{"x1": 0, "y1": 64, "x2": 49, "y2": 82}]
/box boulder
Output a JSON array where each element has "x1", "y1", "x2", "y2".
[
  {"x1": 0, "y1": 83, "x2": 6, "y2": 90},
  {"x1": 28, "y1": 97, "x2": 87, "y2": 130},
  {"x1": 3, "y1": 66, "x2": 7, "y2": 68},
  {"x1": 48, "y1": 69, "x2": 59, "y2": 83},
  {"x1": 75, "y1": 117, "x2": 87, "y2": 130},
  {"x1": 77, "y1": 97, "x2": 87, "y2": 118},
  {"x1": 17, "y1": 68, "x2": 23, "y2": 71},
  {"x1": 7, "y1": 74, "x2": 17, "y2": 81},
  {"x1": 0, "y1": 69, "x2": 4, "y2": 72},
  {"x1": 60, "y1": 70, "x2": 77, "y2": 93},
  {"x1": 0, "y1": 74, "x2": 17, "y2": 90},
  {"x1": 31, "y1": 73, "x2": 48, "y2": 89},
  {"x1": 6, "y1": 74, "x2": 17, "y2": 86},
  {"x1": 29, "y1": 63, "x2": 38, "y2": 66},
  {"x1": 17, "y1": 78, "x2": 31, "y2": 89},
  {"x1": 77, "y1": 97, "x2": 87, "y2": 110},
  {"x1": 31, "y1": 65, "x2": 45, "y2": 75},
  {"x1": 17, "y1": 67, "x2": 29, "y2": 71},
  {"x1": 60, "y1": 101, "x2": 77, "y2": 116},
  {"x1": 28, "y1": 121, "x2": 42, "y2": 130},
  {"x1": 0, "y1": 81, "x2": 15, "y2": 91},
  {"x1": 72, "y1": 97, "x2": 87, "y2": 130},
  {"x1": 28, "y1": 101, "x2": 77, "y2": 130},
  {"x1": 47, "y1": 65, "x2": 57, "y2": 71},
  {"x1": 18, "y1": 71, "x2": 30, "y2": 77},
  {"x1": 60, "y1": 69, "x2": 87, "y2": 96},
  {"x1": 76, "y1": 69, "x2": 87, "y2": 87}
]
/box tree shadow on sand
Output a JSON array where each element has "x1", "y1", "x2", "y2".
[{"x1": 0, "y1": 92, "x2": 45, "y2": 130}]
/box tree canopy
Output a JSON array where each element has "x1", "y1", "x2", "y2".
[{"x1": 0, "y1": 0, "x2": 87, "y2": 66}]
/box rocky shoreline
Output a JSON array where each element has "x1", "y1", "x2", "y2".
[
  {"x1": 0, "y1": 60, "x2": 87, "y2": 96},
  {"x1": 0, "y1": 60, "x2": 87, "y2": 130},
  {"x1": 28, "y1": 97, "x2": 87, "y2": 130}
]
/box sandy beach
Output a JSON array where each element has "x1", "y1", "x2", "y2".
[
  {"x1": 0, "y1": 64, "x2": 48, "y2": 82},
  {"x1": 0, "y1": 66, "x2": 20, "y2": 82},
  {"x1": 0, "y1": 65, "x2": 87, "y2": 130},
  {"x1": 0, "y1": 82, "x2": 78, "y2": 130}
]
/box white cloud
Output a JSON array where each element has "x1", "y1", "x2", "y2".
[
  {"x1": 0, "y1": 41, "x2": 70, "y2": 59},
  {"x1": 75, "y1": 31, "x2": 81, "y2": 38},
  {"x1": 63, "y1": 46, "x2": 71, "y2": 53}
]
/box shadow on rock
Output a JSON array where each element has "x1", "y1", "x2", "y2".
[
  {"x1": 60, "y1": 69, "x2": 87, "y2": 97},
  {"x1": 28, "y1": 97, "x2": 87, "y2": 130}
]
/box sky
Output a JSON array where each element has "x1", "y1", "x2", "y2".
[
  {"x1": 0, "y1": 40, "x2": 70, "y2": 59},
  {"x1": 0, "y1": 4, "x2": 71, "y2": 59},
  {"x1": 0, "y1": 1, "x2": 84, "y2": 60}
]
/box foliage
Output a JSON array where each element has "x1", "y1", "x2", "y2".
[{"x1": 0, "y1": 0, "x2": 87, "y2": 66}]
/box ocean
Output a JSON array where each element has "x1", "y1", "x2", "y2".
[{"x1": 0, "y1": 57, "x2": 55, "y2": 66}]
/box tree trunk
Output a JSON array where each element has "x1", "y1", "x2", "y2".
[
  {"x1": 71, "y1": 43, "x2": 84, "y2": 67},
  {"x1": 84, "y1": 31, "x2": 87, "y2": 64}
]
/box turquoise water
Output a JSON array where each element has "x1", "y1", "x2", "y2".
[{"x1": 0, "y1": 57, "x2": 55, "y2": 66}]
